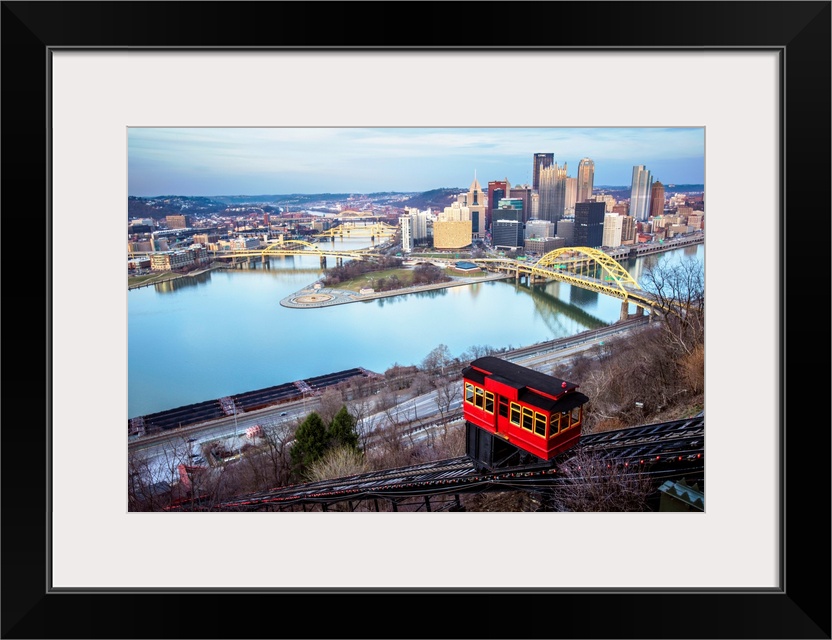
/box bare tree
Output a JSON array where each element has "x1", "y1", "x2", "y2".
[
  {"x1": 544, "y1": 446, "x2": 655, "y2": 512},
  {"x1": 365, "y1": 420, "x2": 412, "y2": 470},
  {"x1": 409, "y1": 371, "x2": 434, "y2": 395},
  {"x1": 640, "y1": 255, "x2": 705, "y2": 357},
  {"x1": 433, "y1": 375, "x2": 460, "y2": 423},
  {"x1": 128, "y1": 449, "x2": 171, "y2": 512},
  {"x1": 243, "y1": 417, "x2": 295, "y2": 489},
  {"x1": 421, "y1": 344, "x2": 454, "y2": 376},
  {"x1": 317, "y1": 387, "x2": 345, "y2": 425}
]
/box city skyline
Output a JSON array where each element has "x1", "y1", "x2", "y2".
[{"x1": 128, "y1": 127, "x2": 705, "y2": 198}]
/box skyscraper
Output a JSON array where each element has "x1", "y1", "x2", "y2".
[
  {"x1": 574, "y1": 201, "x2": 606, "y2": 248},
  {"x1": 465, "y1": 174, "x2": 487, "y2": 239},
  {"x1": 629, "y1": 165, "x2": 653, "y2": 222},
  {"x1": 576, "y1": 158, "x2": 595, "y2": 203},
  {"x1": 509, "y1": 184, "x2": 532, "y2": 223},
  {"x1": 565, "y1": 177, "x2": 577, "y2": 214},
  {"x1": 400, "y1": 214, "x2": 413, "y2": 252},
  {"x1": 487, "y1": 179, "x2": 510, "y2": 231},
  {"x1": 538, "y1": 162, "x2": 568, "y2": 224},
  {"x1": 649, "y1": 180, "x2": 666, "y2": 219},
  {"x1": 532, "y1": 153, "x2": 554, "y2": 191}
]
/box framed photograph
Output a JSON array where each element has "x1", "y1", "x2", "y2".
[{"x1": 3, "y1": 1, "x2": 828, "y2": 638}]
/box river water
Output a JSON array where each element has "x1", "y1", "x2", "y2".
[{"x1": 128, "y1": 240, "x2": 703, "y2": 418}]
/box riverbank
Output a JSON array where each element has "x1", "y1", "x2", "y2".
[
  {"x1": 280, "y1": 272, "x2": 512, "y2": 308},
  {"x1": 128, "y1": 263, "x2": 227, "y2": 290}
]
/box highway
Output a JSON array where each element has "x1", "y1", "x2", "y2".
[{"x1": 129, "y1": 316, "x2": 653, "y2": 486}]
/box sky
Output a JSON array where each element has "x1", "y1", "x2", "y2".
[{"x1": 128, "y1": 127, "x2": 705, "y2": 198}]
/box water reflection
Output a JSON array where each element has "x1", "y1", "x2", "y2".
[
  {"x1": 154, "y1": 270, "x2": 213, "y2": 293},
  {"x1": 568, "y1": 283, "x2": 601, "y2": 307},
  {"x1": 525, "y1": 282, "x2": 608, "y2": 332}
]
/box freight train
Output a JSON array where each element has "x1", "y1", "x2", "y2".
[{"x1": 462, "y1": 356, "x2": 590, "y2": 472}]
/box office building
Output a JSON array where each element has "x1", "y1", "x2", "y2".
[
  {"x1": 434, "y1": 202, "x2": 472, "y2": 249},
  {"x1": 433, "y1": 220, "x2": 472, "y2": 249},
  {"x1": 494, "y1": 198, "x2": 524, "y2": 223},
  {"x1": 538, "y1": 162, "x2": 568, "y2": 224},
  {"x1": 602, "y1": 213, "x2": 624, "y2": 248},
  {"x1": 400, "y1": 214, "x2": 413, "y2": 252},
  {"x1": 509, "y1": 185, "x2": 533, "y2": 223},
  {"x1": 491, "y1": 220, "x2": 524, "y2": 250},
  {"x1": 487, "y1": 179, "x2": 510, "y2": 230},
  {"x1": 165, "y1": 214, "x2": 191, "y2": 229},
  {"x1": 565, "y1": 177, "x2": 577, "y2": 215},
  {"x1": 576, "y1": 158, "x2": 595, "y2": 203},
  {"x1": 629, "y1": 165, "x2": 653, "y2": 222},
  {"x1": 621, "y1": 215, "x2": 637, "y2": 244},
  {"x1": 555, "y1": 218, "x2": 574, "y2": 245},
  {"x1": 612, "y1": 202, "x2": 629, "y2": 216},
  {"x1": 650, "y1": 181, "x2": 666, "y2": 219},
  {"x1": 595, "y1": 193, "x2": 616, "y2": 213},
  {"x1": 574, "y1": 201, "x2": 606, "y2": 248},
  {"x1": 532, "y1": 153, "x2": 554, "y2": 191},
  {"x1": 464, "y1": 174, "x2": 487, "y2": 239},
  {"x1": 525, "y1": 219, "x2": 555, "y2": 239},
  {"x1": 525, "y1": 236, "x2": 564, "y2": 254}
]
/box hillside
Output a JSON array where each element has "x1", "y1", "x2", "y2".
[{"x1": 399, "y1": 187, "x2": 464, "y2": 210}]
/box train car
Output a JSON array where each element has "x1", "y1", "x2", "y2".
[{"x1": 462, "y1": 356, "x2": 589, "y2": 472}]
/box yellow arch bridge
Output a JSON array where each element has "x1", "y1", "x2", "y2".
[
  {"x1": 211, "y1": 239, "x2": 381, "y2": 269},
  {"x1": 472, "y1": 247, "x2": 669, "y2": 320},
  {"x1": 313, "y1": 221, "x2": 399, "y2": 240}
]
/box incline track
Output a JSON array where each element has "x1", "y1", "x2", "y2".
[{"x1": 169, "y1": 416, "x2": 704, "y2": 512}]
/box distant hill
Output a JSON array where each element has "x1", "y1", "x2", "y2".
[
  {"x1": 399, "y1": 188, "x2": 464, "y2": 211},
  {"x1": 128, "y1": 195, "x2": 228, "y2": 219},
  {"x1": 128, "y1": 189, "x2": 466, "y2": 219},
  {"x1": 128, "y1": 184, "x2": 703, "y2": 220},
  {"x1": 594, "y1": 184, "x2": 704, "y2": 201}
]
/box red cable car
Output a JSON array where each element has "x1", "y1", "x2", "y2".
[{"x1": 462, "y1": 356, "x2": 589, "y2": 472}]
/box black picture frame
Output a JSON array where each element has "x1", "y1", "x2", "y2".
[{"x1": 2, "y1": 2, "x2": 829, "y2": 638}]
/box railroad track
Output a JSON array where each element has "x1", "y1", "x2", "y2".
[{"x1": 171, "y1": 417, "x2": 704, "y2": 512}]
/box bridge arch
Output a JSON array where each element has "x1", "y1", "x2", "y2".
[
  {"x1": 260, "y1": 239, "x2": 323, "y2": 255},
  {"x1": 535, "y1": 247, "x2": 640, "y2": 294}
]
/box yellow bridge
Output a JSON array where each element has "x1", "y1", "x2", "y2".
[
  {"x1": 471, "y1": 247, "x2": 669, "y2": 319},
  {"x1": 313, "y1": 221, "x2": 399, "y2": 240},
  {"x1": 212, "y1": 239, "x2": 381, "y2": 268}
]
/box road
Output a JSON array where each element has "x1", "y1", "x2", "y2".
[{"x1": 129, "y1": 318, "x2": 653, "y2": 486}]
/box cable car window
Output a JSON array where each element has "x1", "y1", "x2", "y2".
[
  {"x1": 484, "y1": 391, "x2": 494, "y2": 414},
  {"x1": 561, "y1": 410, "x2": 570, "y2": 429},
  {"x1": 522, "y1": 407, "x2": 534, "y2": 431},
  {"x1": 465, "y1": 383, "x2": 474, "y2": 404},
  {"x1": 509, "y1": 402, "x2": 521, "y2": 425},
  {"x1": 534, "y1": 412, "x2": 547, "y2": 436},
  {"x1": 474, "y1": 387, "x2": 484, "y2": 409},
  {"x1": 550, "y1": 412, "x2": 560, "y2": 434},
  {"x1": 570, "y1": 405, "x2": 581, "y2": 426},
  {"x1": 498, "y1": 397, "x2": 509, "y2": 418}
]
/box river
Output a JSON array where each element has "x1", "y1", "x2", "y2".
[{"x1": 128, "y1": 240, "x2": 704, "y2": 418}]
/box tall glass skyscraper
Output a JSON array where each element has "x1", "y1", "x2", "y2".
[
  {"x1": 532, "y1": 153, "x2": 554, "y2": 191},
  {"x1": 629, "y1": 165, "x2": 653, "y2": 222},
  {"x1": 576, "y1": 158, "x2": 595, "y2": 203},
  {"x1": 538, "y1": 162, "x2": 568, "y2": 224}
]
